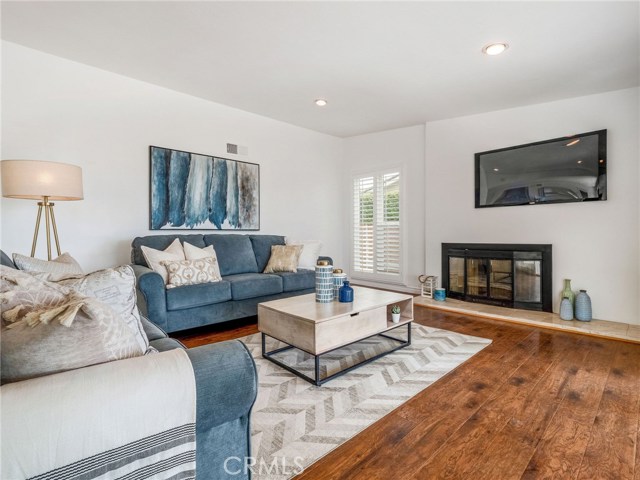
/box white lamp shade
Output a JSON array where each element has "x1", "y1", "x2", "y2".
[{"x1": 1, "y1": 160, "x2": 84, "y2": 201}]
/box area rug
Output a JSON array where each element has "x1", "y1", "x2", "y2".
[{"x1": 239, "y1": 324, "x2": 491, "y2": 480}]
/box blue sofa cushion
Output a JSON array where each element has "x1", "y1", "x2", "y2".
[
  {"x1": 276, "y1": 270, "x2": 316, "y2": 292},
  {"x1": 131, "y1": 234, "x2": 205, "y2": 267},
  {"x1": 224, "y1": 273, "x2": 283, "y2": 300},
  {"x1": 249, "y1": 235, "x2": 285, "y2": 272},
  {"x1": 203, "y1": 235, "x2": 259, "y2": 276},
  {"x1": 166, "y1": 281, "x2": 232, "y2": 311}
]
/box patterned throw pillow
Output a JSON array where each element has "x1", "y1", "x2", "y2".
[
  {"x1": 161, "y1": 257, "x2": 222, "y2": 289},
  {"x1": 183, "y1": 242, "x2": 222, "y2": 280},
  {"x1": 0, "y1": 266, "x2": 146, "y2": 384},
  {"x1": 140, "y1": 238, "x2": 185, "y2": 284},
  {"x1": 12, "y1": 252, "x2": 83, "y2": 277},
  {"x1": 263, "y1": 245, "x2": 303, "y2": 274}
]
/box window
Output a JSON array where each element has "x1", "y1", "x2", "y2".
[{"x1": 352, "y1": 170, "x2": 401, "y2": 282}]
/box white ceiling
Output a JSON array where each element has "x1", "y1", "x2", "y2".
[{"x1": 2, "y1": 1, "x2": 639, "y2": 137}]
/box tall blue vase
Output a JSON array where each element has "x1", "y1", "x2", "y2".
[{"x1": 575, "y1": 290, "x2": 592, "y2": 322}]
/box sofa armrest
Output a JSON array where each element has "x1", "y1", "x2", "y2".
[
  {"x1": 131, "y1": 264, "x2": 168, "y2": 331},
  {"x1": 1, "y1": 350, "x2": 196, "y2": 479},
  {"x1": 186, "y1": 340, "x2": 258, "y2": 430}
]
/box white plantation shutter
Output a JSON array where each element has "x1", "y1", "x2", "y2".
[{"x1": 352, "y1": 171, "x2": 401, "y2": 281}]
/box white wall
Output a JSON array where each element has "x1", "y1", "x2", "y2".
[
  {"x1": 343, "y1": 125, "x2": 425, "y2": 292},
  {"x1": 425, "y1": 88, "x2": 640, "y2": 324},
  {"x1": 1, "y1": 42, "x2": 344, "y2": 271}
]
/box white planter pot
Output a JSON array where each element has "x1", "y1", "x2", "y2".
[{"x1": 391, "y1": 313, "x2": 401, "y2": 323}]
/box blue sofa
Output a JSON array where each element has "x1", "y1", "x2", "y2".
[
  {"x1": 1, "y1": 250, "x2": 258, "y2": 480},
  {"x1": 131, "y1": 234, "x2": 328, "y2": 333}
]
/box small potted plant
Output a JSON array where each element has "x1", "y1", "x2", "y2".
[{"x1": 391, "y1": 305, "x2": 401, "y2": 323}]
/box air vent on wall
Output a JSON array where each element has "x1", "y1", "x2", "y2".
[{"x1": 227, "y1": 143, "x2": 249, "y2": 156}]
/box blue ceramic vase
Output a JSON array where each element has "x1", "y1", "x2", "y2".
[
  {"x1": 339, "y1": 281, "x2": 354, "y2": 303},
  {"x1": 559, "y1": 297, "x2": 573, "y2": 321},
  {"x1": 575, "y1": 290, "x2": 592, "y2": 322}
]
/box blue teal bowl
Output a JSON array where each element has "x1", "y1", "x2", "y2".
[{"x1": 434, "y1": 288, "x2": 446, "y2": 301}]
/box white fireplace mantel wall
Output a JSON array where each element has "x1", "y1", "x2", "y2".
[{"x1": 424, "y1": 87, "x2": 640, "y2": 325}]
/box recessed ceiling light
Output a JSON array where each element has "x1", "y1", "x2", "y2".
[
  {"x1": 577, "y1": 160, "x2": 583, "y2": 164},
  {"x1": 314, "y1": 99, "x2": 327, "y2": 107},
  {"x1": 482, "y1": 43, "x2": 509, "y2": 56},
  {"x1": 493, "y1": 168, "x2": 500, "y2": 172},
  {"x1": 566, "y1": 139, "x2": 580, "y2": 147}
]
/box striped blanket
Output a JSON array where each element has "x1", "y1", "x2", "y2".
[{"x1": 1, "y1": 349, "x2": 196, "y2": 480}]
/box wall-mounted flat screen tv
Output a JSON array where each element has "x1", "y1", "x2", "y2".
[{"x1": 475, "y1": 129, "x2": 607, "y2": 208}]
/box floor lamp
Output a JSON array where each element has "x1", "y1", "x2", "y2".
[{"x1": 1, "y1": 160, "x2": 84, "y2": 260}]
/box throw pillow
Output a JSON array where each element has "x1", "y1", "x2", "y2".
[
  {"x1": 263, "y1": 245, "x2": 303, "y2": 274},
  {"x1": 0, "y1": 266, "x2": 146, "y2": 384},
  {"x1": 183, "y1": 242, "x2": 222, "y2": 280},
  {"x1": 285, "y1": 239, "x2": 322, "y2": 270},
  {"x1": 161, "y1": 257, "x2": 222, "y2": 289},
  {"x1": 140, "y1": 238, "x2": 185, "y2": 284},
  {"x1": 56, "y1": 265, "x2": 150, "y2": 354},
  {"x1": 12, "y1": 252, "x2": 83, "y2": 277}
]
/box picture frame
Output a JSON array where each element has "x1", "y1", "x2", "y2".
[{"x1": 149, "y1": 146, "x2": 260, "y2": 230}]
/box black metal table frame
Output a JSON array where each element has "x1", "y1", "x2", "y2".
[{"x1": 261, "y1": 322, "x2": 412, "y2": 386}]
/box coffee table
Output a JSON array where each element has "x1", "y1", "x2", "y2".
[{"x1": 258, "y1": 286, "x2": 414, "y2": 386}]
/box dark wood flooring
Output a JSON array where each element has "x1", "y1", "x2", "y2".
[{"x1": 174, "y1": 306, "x2": 640, "y2": 479}]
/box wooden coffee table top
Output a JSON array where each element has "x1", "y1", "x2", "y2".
[{"x1": 259, "y1": 286, "x2": 413, "y2": 324}]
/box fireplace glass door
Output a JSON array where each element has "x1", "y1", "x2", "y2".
[
  {"x1": 449, "y1": 257, "x2": 465, "y2": 294},
  {"x1": 466, "y1": 258, "x2": 488, "y2": 297},
  {"x1": 489, "y1": 259, "x2": 513, "y2": 300}
]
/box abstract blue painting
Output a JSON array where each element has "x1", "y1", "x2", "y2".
[{"x1": 150, "y1": 146, "x2": 260, "y2": 230}]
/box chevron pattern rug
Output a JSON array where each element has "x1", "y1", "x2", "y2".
[{"x1": 240, "y1": 324, "x2": 491, "y2": 479}]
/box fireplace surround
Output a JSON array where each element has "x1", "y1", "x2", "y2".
[{"x1": 442, "y1": 243, "x2": 552, "y2": 312}]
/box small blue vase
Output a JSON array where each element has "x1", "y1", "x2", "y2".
[
  {"x1": 338, "y1": 280, "x2": 354, "y2": 303},
  {"x1": 560, "y1": 297, "x2": 573, "y2": 321},
  {"x1": 575, "y1": 290, "x2": 592, "y2": 322}
]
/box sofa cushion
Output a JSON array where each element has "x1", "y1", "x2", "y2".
[
  {"x1": 223, "y1": 273, "x2": 283, "y2": 300},
  {"x1": 249, "y1": 235, "x2": 285, "y2": 272},
  {"x1": 131, "y1": 234, "x2": 205, "y2": 267},
  {"x1": 166, "y1": 281, "x2": 232, "y2": 311},
  {"x1": 276, "y1": 270, "x2": 316, "y2": 292},
  {"x1": 203, "y1": 235, "x2": 258, "y2": 276}
]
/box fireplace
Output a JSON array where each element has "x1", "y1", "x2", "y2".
[{"x1": 442, "y1": 243, "x2": 552, "y2": 312}]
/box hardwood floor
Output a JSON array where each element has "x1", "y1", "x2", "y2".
[{"x1": 173, "y1": 306, "x2": 640, "y2": 479}]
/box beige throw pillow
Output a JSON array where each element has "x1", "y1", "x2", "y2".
[
  {"x1": 161, "y1": 257, "x2": 222, "y2": 289},
  {"x1": 12, "y1": 252, "x2": 83, "y2": 277},
  {"x1": 0, "y1": 266, "x2": 146, "y2": 384},
  {"x1": 140, "y1": 238, "x2": 185, "y2": 284},
  {"x1": 183, "y1": 242, "x2": 222, "y2": 280},
  {"x1": 263, "y1": 245, "x2": 303, "y2": 274}
]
